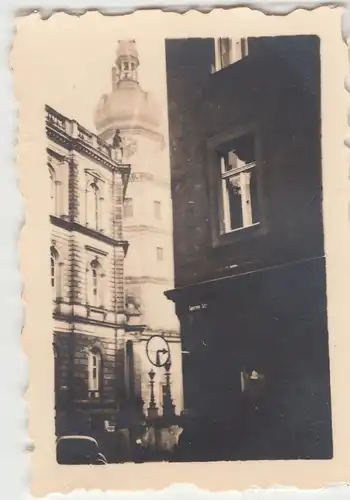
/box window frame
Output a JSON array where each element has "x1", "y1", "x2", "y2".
[
  {"x1": 88, "y1": 258, "x2": 105, "y2": 308},
  {"x1": 88, "y1": 348, "x2": 102, "y2": 398},
  {"x1": 220, "y1": 149, "x2": 259, "y2": 233},
  {"x1": 49, "y1": 164, "x2": 57, "y2": 216},
  {"x1": 124, "y1": 197, "x2": 133, "y2": 218},
  {"x1": 206, "y1": 124, "x2": 267, "y2": 248},
  {"x1": 90, "y1": 182, "x2": 100, "y2": 231},
  {"x1": 50, "y1": 246, "x2": 62, "y2": 300},
  {"x1": 154, "y1": 200, "x2": 162, "y2": 220},
  {"x1": 156, "y1": 246, "x2": 164, "y2": 261},
  {"x1": 213, "y1": 37, "x2": 249, "y2": 73}
]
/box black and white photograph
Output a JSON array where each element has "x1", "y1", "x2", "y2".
[
  {"x1": 13, "y1": 7, "x2": 349, "y2": 495},
  {"x1": 46, "y1": 33, "x2": 333, "y2": 465}
]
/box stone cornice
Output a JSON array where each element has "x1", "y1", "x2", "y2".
[
  {"x1": 125, "y1": 276, "x2": 174, "y2": 285},
  {"x1": 53, "y1": 311, "x2": 125, "y2": 329},
  {"x1": 45, "y1": 105, "x2": 131, "y2": 176},
  {"x1": 51, "y1": 215, "x2": 129, "y2": 254},
  {"x1": 124, "y1": 224, "x2": 171, "y2": 236},
  {"x1": 129, "y1": 172, "x2": 171, "y2": 187}
]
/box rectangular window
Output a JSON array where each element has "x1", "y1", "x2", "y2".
[
  {"x1": 124, "y1": 197, "x2": 133, "y2": 217},
  {"x1": 156, "y1": 247, "x2": 164, "y2": 261},
  {"x1": 154, "y1": 200, "x2": 162, "y2": 219},
  {"x1": 220, "y1": 134, "x2": 259, "y2": 233},
  {"x1": 213, "y1": 38, "x2": 249, "y2": 72}
]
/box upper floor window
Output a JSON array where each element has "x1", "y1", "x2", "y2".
[
  {"x1": 86, "y1": 180, "x2": 103, "y2": 231},
  {"x1": 88, "y1": 348, "x2": 102, "y2": 398},
  {"x1": 220, "y1": 134, "x2": 259, "y2": 233},
  {"x1": 50, "y1": 246, "x2": 62, "y2": 299},
  {"x1": 91, "y1": 182, "x2": 100, "y2": 230},
  {"x1": 213, "y1": 38, "x2": 248, "y2": 72},
  {"x1": 49, "y1": 165, "x2": 58, "y2": 216},
  {"x1": 124, "y1": 197, "x2": 133, "y2": 218},
  {"x1": 156, "y1": 247, "x2": 164, "y2": 261},
  {"x1": 88, "y1": 258, "x2": 104, "y2": 308},
  {"x1": 154, "y1": 200, "x2": 162, "y2": 220}
]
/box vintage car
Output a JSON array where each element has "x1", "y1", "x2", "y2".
[{"x1": 56, "y1": 435, "x2": 108, "y2": 465}]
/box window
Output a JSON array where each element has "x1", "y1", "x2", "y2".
[
  {"x1": 49, "y1": 165, "x2": 57, "y2": 215},
  {"x1": 91, "y1": 183, "x2": 99, "y2": 230},
  {"x1": 220, "y1": 134, "x2": 259, "y2": 233},
  {"x1": 213, "y1": 38, "x2": 248, "y2": 72},
  {"x1": 88, "y1": 258, "x2": 104, "y2": 307},
  {"x1": 88, "y1": 348, "x2": 102, "y2": 398},
  {"x1": 154, "y1": 200, "x2": 162, "y2": 219},
  {"x1": 124, "y1": 197, "x2": 133, "y2": 218},
  {"x1": 123, "y1": 61, "x2": 130, "y2": 79},
  {"x1": 86, "y1": 180, "x2": 102, "y2": 231},
  {"x1": 50, "y1": 246, "x2": 61, "y2": 299},
  {"x1": 51, "y1": 252, "x2": 56, "y2": 288},
  {"x1": 156, "y1": 247, "x2": 164, "y2": 261}
]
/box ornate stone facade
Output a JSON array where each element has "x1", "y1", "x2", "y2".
[{"x1": 47, "y1": 105, "x2": 132, "y2": 436}]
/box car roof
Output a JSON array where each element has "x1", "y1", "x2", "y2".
[{"x1": 57, "y1": 435, "x2": 98, "y2": 444}]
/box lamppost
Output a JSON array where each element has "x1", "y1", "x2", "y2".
[
  {"x1": 147, "y1": 369, "x2": 159, "y2": 420},
  {"x1": 162, "y1": 359, "x2": 176, "y2": 421}
]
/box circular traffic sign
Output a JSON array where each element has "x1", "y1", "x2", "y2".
[{"x1": 146, "y1": 335, "x2": 170, "y2": 368}]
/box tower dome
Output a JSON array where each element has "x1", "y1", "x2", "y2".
[{"x1": 94, "y1": 40, "x2": 163, "y2": 142}]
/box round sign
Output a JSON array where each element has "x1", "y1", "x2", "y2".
[{"x1": 146, "y1": 335, "x2": 170, "y2": 368}]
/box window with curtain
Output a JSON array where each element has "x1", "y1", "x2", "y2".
[{"x1": 220, "y1": 133, "x2": 260, "y2": 233}]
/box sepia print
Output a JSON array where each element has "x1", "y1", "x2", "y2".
[
  {"x1": 14, "y1": 7, "x2": 350, "y2": 495},
  {"x1": 48, "y1": 33, "x2": 333, "y2": 465}
]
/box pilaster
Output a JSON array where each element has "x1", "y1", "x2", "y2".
[{"x1": 69, "y1": 153, "x2": 80, "y2": 224}]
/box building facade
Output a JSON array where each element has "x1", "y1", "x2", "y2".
[
  {"x1": 165, "y1": 36, "x2": 333, "y2": 460},
  {"x1": 47, "y1": 105, "x2": 132, "y2": 438},
  {"x1": 94, "y1": 40, "x2": 183, "y2": 418}
]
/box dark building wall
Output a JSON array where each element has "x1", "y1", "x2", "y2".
[
  {"x1": 176, "y1": 257, "x2": 332, "y2": 460},
  {"x1": 165, "y1": 36, "x2": 332, "y2": 460},
  {"x1": 166, "y1": 36, "x2": 323, "y2": 287}
]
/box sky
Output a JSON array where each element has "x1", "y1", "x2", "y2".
[{"x1": 13, "y1": 13, "x2": 169, "y2": 134}]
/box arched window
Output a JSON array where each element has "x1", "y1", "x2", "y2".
[
  {"x1": 49, "y1": 165, "x2": 57, "y2": 215},
  {"x1": 85, "y1": 175, "x2": 105, "y2": 232},
  {"x1": 88, "y1": 348, "x2": 102, "y2": 398},
  {"x1": 89, "y1": 182, "x2": 100, "y2": 231},
  {"x1": 88, "y1": 258, "x2": 104, "y2": 307},
  {"x1": 50, "y1": 246, "x2": 61, "y2": 299}
]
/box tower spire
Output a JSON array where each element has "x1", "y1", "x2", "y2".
[{"x1": 112, "y1": 40, "x2": 140, "y2": 90}]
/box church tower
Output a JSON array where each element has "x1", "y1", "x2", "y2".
[{"x1": 94, "y1": 40, "x2": 183, "y2": 417}]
